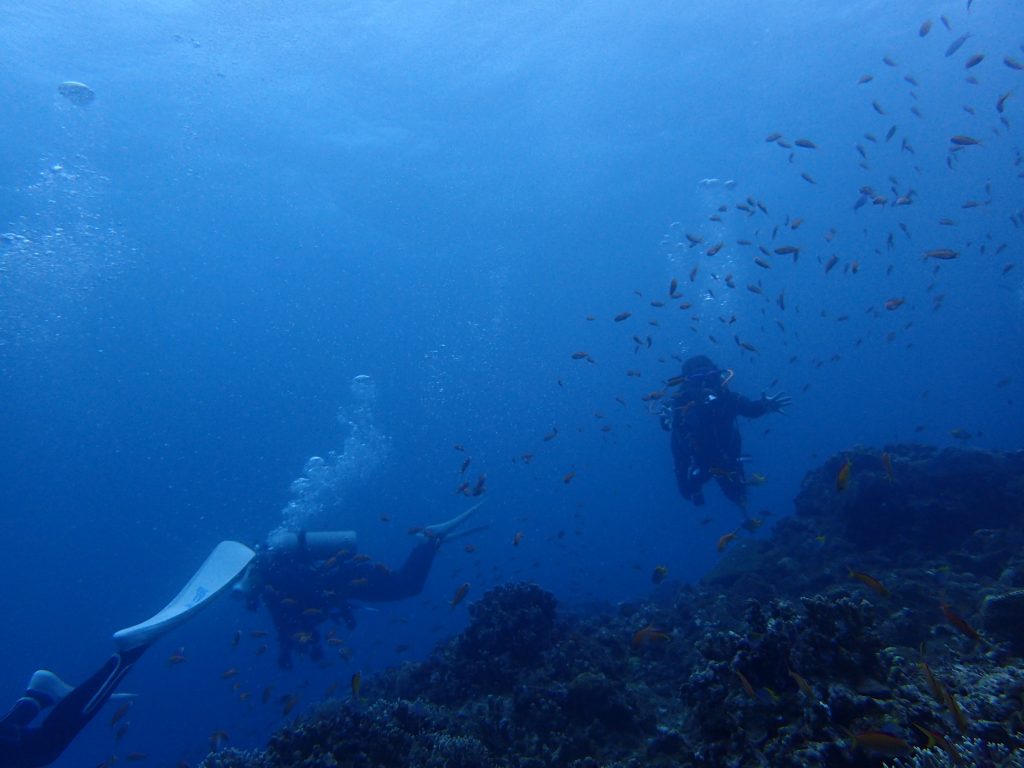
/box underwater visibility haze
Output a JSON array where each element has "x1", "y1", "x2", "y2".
[{"x1": 1, "y1": 0, "x2": 1022, "y2": 765}]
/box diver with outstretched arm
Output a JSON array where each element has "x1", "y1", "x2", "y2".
[{"x1": 0, "y1": 541, "x2": 255, "y2": 768}]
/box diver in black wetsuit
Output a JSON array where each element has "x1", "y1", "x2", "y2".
[
  {"x1": 239, "y1": 503, "x2": 484, "y2": 668},
  {"x1": 0, "y1": 541, "x2": 255, "y2": 768},
  {"x1": 661, "y1": 355, "x2": 790, "y2": 508}
]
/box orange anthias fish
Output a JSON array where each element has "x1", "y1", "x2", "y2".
[
  {"x1": 734, "y1": 669, "x2": 757, "y2": 699},
  {"x1": 787, "y1": 668, "x2": 815, "y2": 700},
  {"x1": 836, "y1": 457, "x2": 853, "y2": 491},
  {"x1": 350, "y1": 671, "x2": 361, "y2": 701},
  {"x1": 631, "y1": 625, "x2": 671, "y2": 648},
  {"x1": 881, "y1": 452, "x2": 894, "y2": 482},
  {"x1": 842, "y1": 728, "x2": 911, "y2": 755},
  {"x1": 716, "y1": 529, "x2": 739, "y2": 553},
  {"x1": 848, "y1": 567, "x2": 889, "y2": 596},
  {"x1": 450, "y1": 582, "x2": 471, "y2": 608},
  {"x1": 941, "y1": 604, "x2": 983, "y2": 643}
]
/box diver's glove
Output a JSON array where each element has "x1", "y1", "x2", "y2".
[{"x1": 761, "y1": 391, "x2": 792, "y2": 413}]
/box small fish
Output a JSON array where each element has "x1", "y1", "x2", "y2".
[
  {"x1": 918, "y1": 19, "x2": 932, "y2": 36},
  {"x1": 668, "y1": 277, "x2": 680, "y2": 297},
  {"x1": 912, "y1": 724, "x2": 961, "y2": 765},
  {"x1": 872, "y1": 100, "x2": 886, "y2": 115},
  {"x1": 950, "y1": 135, "x2": 981, "y2": 146},
  {"x1": 764, "y1": 131, "x2": 783, "y2": 142},
  {"x1": 842, "y1": 728, "x2": 911, "y2": 755},
  {"x1": 651, "y1": 564, "x2": 669, "y2": 584},
  {"x1": 734, "y1": 669, "x2": 757, "y2": 699},
  {"x1": 918, "y1": 658, "x2": 947, "y2": 706},
  {"x1": 848, "y1": 567, "x2": 889, "y2": 596},
  {"x1": 858, "y1": 74, "x2": 874, "y2": 84},
  {"x1": 513, "y1": 530, "x2": 524, "y2": 546},
  {"x1": 350, "y1": 671, "x2": 361, "y2": 700},
  {"x1": 794, "y1": 138, "x2": 817, "y2": 149},
  {"x1": 110, "y1": 701, "x2": 132, "y2": 726},
  {"x1": 945, "y1": 32, "x2": 971, "y2": 58},
  {"x1": 943, "y1": 687, "x2": 970, "y2": 734},
  {"x1": 562, "y1": 470, "x2": 576, "y2": 484},
  {"x1": 800, "y1": 171, "x2": 816, "y2": 184},
  {"x1": 450, "y1": 582, "x2": 471, "y2": 608},
  {"x1": 281, "y1": 694, "x2": 300, "y2": 716},
  {"x1": 836, "y1": 457, "x2": 852, "y2": 491},
  {"x1": 964, "y1": 52, "x2": 984, "y2": 69},
  {"x1": 941, "y1": 603, "x2": 983, "y2": 643},
  {"x1": 923, "y1": 249, "x2": 959, "y2": 260},
  {"x1": 949, "y1": 427, "x2": 972, "y2": 440},
  {"x1": 774, "y1": 245, "x2": 799, "y2": 255},
  {"x1": 881, "y1": 452, "x2": 894, "y2": 482},
  {"x1": 716, "y1": 529, "x2": 739, "y2": 553},
  {"x1": 1006, "y1": 56, "x2": 1024, "y2": 71},
  {"x1": 543, "y1": 427, "x2": 558, "y2": 442},
  {"x1": 167, "y1": 648, "x2": 187, "y2": 666},
  {"x1": 884, "y1": 298, "x2": 905, "y2": 311},
  {"x1": 613, "y1": 311, "x2": 631, "y2": 322},
  {"x1": 996, "y1": 91, "x2": 1013, "y2": 113},
  {"x1": 631, "y1": 624, "x2": 671, "y2": 648},
  {"x1": 788, "y1": 668, "x2": 815, "y2": 699}
]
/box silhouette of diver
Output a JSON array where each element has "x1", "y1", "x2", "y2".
[
  {"x1": 0, "y1": 542, "x2": 255, "y2": 768},
  {"x1": 237, "y1": 502, "x2": 485, "y2": 668},
  {"x1": 661, "y1": 355, "x2": 790, "y2": 508},
  {"x1": 0, "y1": 503, "x2": 483, "y2": 764}
]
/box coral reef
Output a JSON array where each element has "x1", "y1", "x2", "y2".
[{"x1": 201, "y1": 446, "x2": 1024, "y2": 768}]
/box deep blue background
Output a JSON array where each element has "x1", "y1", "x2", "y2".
[{"x1": 2, "y1": 1, "x2": 1022, "y2": 764}]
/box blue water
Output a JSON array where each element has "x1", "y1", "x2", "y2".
[{"x1": 1, "y1": 0, "x2": 1022, "y2": 764}]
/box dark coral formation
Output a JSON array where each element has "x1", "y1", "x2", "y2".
[{"x1": 202, "y1": 446, "x2": 1024, "y2": 768}]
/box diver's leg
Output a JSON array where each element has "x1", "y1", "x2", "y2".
[{"x1": 19, "y1": 646, "x2": 146, "y2": 766}]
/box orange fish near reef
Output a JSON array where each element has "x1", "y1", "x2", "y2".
[
  {"x1": 842, "y1": 728, "x2": 911, "y2": 755},
  {"x1": 734, "y1": 669, "x2": 757, "y2": 699},
  {"x1": 716, "y1": 529, "x2": 738, "y2": 553},
  {"x1": 941, "y1": 604, "x2": 983, "y2": 643},
  {"x1": 631, "y1": 624, "x2": 671, "y2": 648},
  {"x1": 881, "y1": 452, "x2": 894, "y2": 482},
  {"x1": 351, "y1": 671, "x2": 361, "y2": 701},
  {"x1": 848, "y1": 567, "x2": 889, "y2": 596},
  {"x1": 787, "y1": 668, "x2": 815, "y2": 700},
  {"x1": 836, "y1": 457, "x2": 852, "y2": 491},
  {"x1": 450, "y1": 582, "x2": 471, "y2": 609}
]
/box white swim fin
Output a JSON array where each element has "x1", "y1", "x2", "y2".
[{"x1": 113, "y1": 541, "x2": 255, "y2": 652}]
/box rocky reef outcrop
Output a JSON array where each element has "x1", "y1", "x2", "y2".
[{"x1": 202, "y1": 445, "x2": 1024, "y2": 768}]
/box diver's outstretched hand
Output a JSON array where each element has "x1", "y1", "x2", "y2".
[{"x1": 761, "y1": 391, "x2": 792, "y2": 414}]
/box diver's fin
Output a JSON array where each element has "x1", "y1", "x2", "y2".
[
  {"x1": 422, "y1": 502, "x2": 484, "y2": 541},
  {"x1": 113, "y1": 541, "x2": 255, "y2": 652},
  {"x1": 28, "y1": 670, "x2": 73, "y2": 704}
]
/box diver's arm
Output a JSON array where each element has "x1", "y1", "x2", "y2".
[{"x1": 733, "y1": 391, "x2": 789, "y2": 418}]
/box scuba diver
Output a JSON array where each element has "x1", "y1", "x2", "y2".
[
  {"x1": 237, "y1": 502, "x2": 485, "y2": 669},
  {"x1": 0, "y1": 541, "x2": 256, "y2": 768},
  {"x1": 661, "y1": 355, "x2": 790, "y2": 508},
  {"x1": 0, "y1": 498, "x2": 483, "y2": 764}
]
